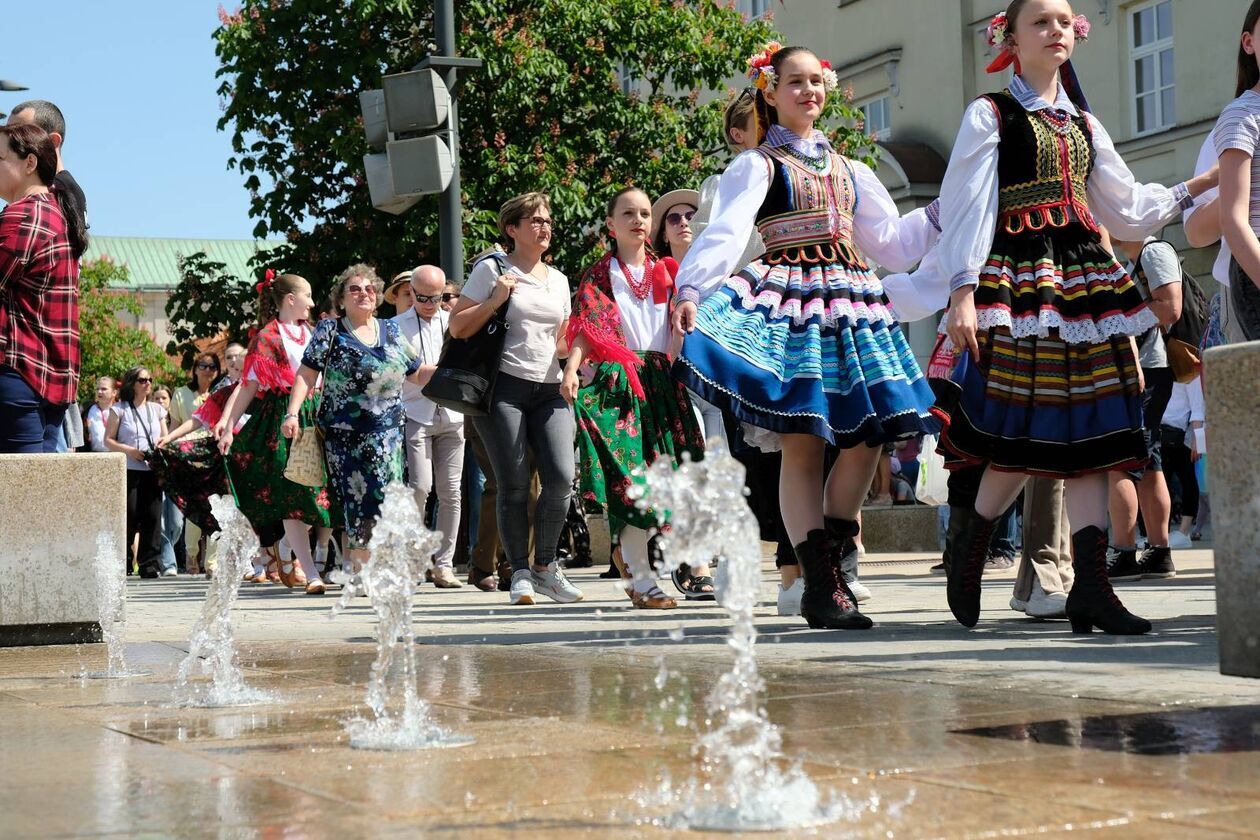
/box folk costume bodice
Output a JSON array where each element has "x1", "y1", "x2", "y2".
[
  {"x1": 753, "y1": 146, "x2": 864, "y2": 268},
  {"x1": 985, "y1": 89, "x2": 1097, "y2": 237}
]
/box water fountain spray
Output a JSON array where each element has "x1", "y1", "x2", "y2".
[
  {"x1": 634, "y1": 445, "x2": 858, "y2": 831},
  {"x1": 330, "y1": 481, "x2": 472, "y2": 750},
  {"x1": 83, "y1": 532, "x2": 150, "y2": 679},
  {"x1": 173, "y1": 494, "x2": 271, "y2": 707}
]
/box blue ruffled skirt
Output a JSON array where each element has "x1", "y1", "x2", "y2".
[{"x1": 674, "y1": 248, "x2": 939, "y2": 450}]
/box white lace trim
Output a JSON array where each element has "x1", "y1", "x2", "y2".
[
  {"x1": 974, "y1": 306, "x2": 1159, "y2": 344},
  {"x1": 980, "y1": 260, "x2": 1128, "y2": 292},
  {"x1": 724, "y1": 271, "x2": 900, "y2": 327}
]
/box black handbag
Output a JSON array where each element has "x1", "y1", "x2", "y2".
[{"x1": 421, "y1": 253, "x2": 511, "y2": 416}]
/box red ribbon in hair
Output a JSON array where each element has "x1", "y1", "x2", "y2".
[
  {"x1": 254, "y1": 268, "x2": 276, "y2": 294},
  {"x1": 985, "y1": 51, "x2": 1020, "y2": 75}
]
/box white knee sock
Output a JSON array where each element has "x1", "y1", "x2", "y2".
[{"x1": 620, "y1": 527, "x2": 657, "y2": 594}]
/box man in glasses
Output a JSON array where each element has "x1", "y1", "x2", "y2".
[{"x1": 392, "y1": 264, "x2": 465, "y2": 589}]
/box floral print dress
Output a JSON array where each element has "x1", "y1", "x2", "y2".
[{"x1": 303, "y1": 317, "x2": 420, "y2": 547}]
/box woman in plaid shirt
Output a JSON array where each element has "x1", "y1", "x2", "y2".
[{"x1": 0, "y1": 123, "x2": 88, "y2": 453}]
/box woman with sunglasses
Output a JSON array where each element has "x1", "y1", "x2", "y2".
[
  {"x1": 283, "y1": 264, "x2": 428, "y2": 580},
  {"x1": 105, "y1": 366, "x2": 169, "y2": 577}
]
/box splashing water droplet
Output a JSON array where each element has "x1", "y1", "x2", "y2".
[
  {"x1": 330, "y1": 482, "x2": 473, "y2": 751},
  {"x1": 173, "y1": 495, "x2": 272, "y2": 707},
  {"x1": 630, "y1": 445, "x2": 860, "y2": 831}
]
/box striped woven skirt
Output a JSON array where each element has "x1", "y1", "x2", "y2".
[
  {"x1": 933, "y1": 226, "x2": 1153, "y2": 477},
  {"x1": 674, "y1": 244, "x2": 939, "y2": 451}
]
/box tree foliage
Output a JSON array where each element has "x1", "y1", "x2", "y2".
[
  {"x1": 78, "y1": 258, "x2": 182, "y2": 402},
  {"x1": 201, "y1": 0, "x2": 876, "y2": 315},
  {"x1": 164, "y1": 251, "x2": 259, "y2": 370}
]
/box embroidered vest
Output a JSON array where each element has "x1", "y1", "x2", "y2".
[
  {"x1": 985, "y1": 89, "x2": 1097, "y2": 237},
  {"x1": 753, "y1": 146, "x2": 863, "y2": 266}
]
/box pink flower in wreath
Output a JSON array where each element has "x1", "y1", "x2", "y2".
[{"x1": 1072, "y1": 14, "x2": 1091, "y2": 41}]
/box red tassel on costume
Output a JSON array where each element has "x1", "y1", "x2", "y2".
[
  {"x1": 654, "y1": 258, "x2": 677, "y2": 304},
  {"x1": 985, "y1": 51, "x2": 1020, "y2": 75}
]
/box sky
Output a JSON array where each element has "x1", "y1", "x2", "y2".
[{"x1": 4, "y1": 1, "x2": 257, "y2": 240}]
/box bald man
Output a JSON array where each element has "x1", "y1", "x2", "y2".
[{"x1": 393, "y1": 264, "x2": 465, "y2": 588}]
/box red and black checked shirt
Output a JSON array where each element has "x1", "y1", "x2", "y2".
[{"x1": 0, "y1": 193, "x2": 80, "y2": 405}]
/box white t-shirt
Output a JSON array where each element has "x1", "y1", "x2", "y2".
[
  {"x1": 462, "y1": 257, "x2": 570, "y2": 383},
  {"x1": 610, "y1": 260, "x2": 671, "y2": 354},
  {"x1": 247, "y1": 322, "x2": 310, "y2": 383},
  {"x1": 110, "y1": 401, "x2": 166, "y2": 471},
  {"x1": 1185, "y1": 133, "x2": 1232, "y2": 287},
  {"x1": 1214, "y1": 90, "x2": 1260, "y2": 242}
]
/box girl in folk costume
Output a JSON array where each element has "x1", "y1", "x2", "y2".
[
  {"x1": 913, "y1": 0, "x2": 1216, "y2": 633},
  {"x1": 215, "y1": 272, "x2": 336, "y2": 595},
  {"x1": 562, "y1": 188, "x2": 708, "y2": 609},
  {"x1": 672, "y1": 44, "x2": 941, "y2": 631}
]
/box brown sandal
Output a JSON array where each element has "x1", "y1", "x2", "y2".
[{"x1": 631, "y1": 585, "x2": 678, "y2": 610}]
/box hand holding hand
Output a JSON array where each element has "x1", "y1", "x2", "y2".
[
  {"x1": 945, "y1": 287, "x2": 980, "y2": 361},
  {"x1": 672, "y1": 300, "x2": 698, "y2": 335}
]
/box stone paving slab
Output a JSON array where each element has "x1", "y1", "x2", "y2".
[{"x1": 3, "y1": 547, "x2": 1258, "y2": 837}]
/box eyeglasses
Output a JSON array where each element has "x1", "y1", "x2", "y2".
[
  {"x1": 195, "y1": 362, "x2": 218, "y2": 371},
  {"x1": 346, "y1": 285, "x2": 377, "y2": 296},
  {"x1": 135, "y1": 377, "x2": 153, "y2": 385},
  {"x1": 527, "y1": 216, "x2": 553, "y2": 229},
  {"x1": 737, "y1": 86, "x2": 756, "y2": 104},
  {"x1": 442, "y1": 292, "x2": 460, "y2": 302},
  {"x1": 666, "y1": 210, "x2": 696, "y2": 227},
  {"x1": 414, "y1": 293, "x2": 443, "y2": 304}
]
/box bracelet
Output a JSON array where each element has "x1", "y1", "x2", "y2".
[{"x1": 283, "y1": 413, "x2": 299, "y2": 420}]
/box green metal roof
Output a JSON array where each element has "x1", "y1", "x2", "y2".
[{"x1": 81, "y1": 236, "x2": 284, "y2": 290}]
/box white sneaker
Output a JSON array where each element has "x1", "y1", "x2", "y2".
[
  {"x1": 1011, "y1": 580, "x2": 1067, "y2": 619},
  {"x1": 162, "y1": 567, "x2": 179, "y2": 577},
  {"x1": 840, "y1": 547, "x2": 872, "y2": 603},
  {"x1": 509, "y1": 569, "x2": 536, "y2": 605},
  {"x1": 1009, "y1": 595, "x2": 1028, "y2": 613},
  {"x1": 531, "y1": 562, "x2": 584, "y2": 603},
  {"x1": 776, "y1": 579, "x2": 803, "y2": 616},
  {"x1": 1168, "y1": 531, "x2": 1193, "y2": 550}
]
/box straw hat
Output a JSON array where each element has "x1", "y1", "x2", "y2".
[
  {"x1": 383, "y1": 269, "x2": 414, "y2": 306},
  {"x1": 650, "y1": 188, "x2": 700, "y2": 244}
]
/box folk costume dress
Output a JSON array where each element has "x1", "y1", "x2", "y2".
[
  {"x1": 924, "y1": 75, "x2": 1195, "y2": 477},
  {"x1": 149, "y1": 380, "x2": 238, "y2": 534},
  {"x1": 568, "y1": 253, "x2": 705, "y2": 538},
  {"x1": 673, "y1": 125, "x2": 941, "y2": 451},
  {"x1": 226, "y1": 320, "x2": 336, "y2": 529},
  {"x1": 302, "y1": 317, "x2": 421, "y2": 548}
]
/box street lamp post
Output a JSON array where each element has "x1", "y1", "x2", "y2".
[{"x1": 0, "y1": 79, "x2": 29, "y2": 120}]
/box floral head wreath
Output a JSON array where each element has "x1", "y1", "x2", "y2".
[
  {"x1": 254, "y1": 268, "x2": 275, "y2": 295},
  {"x1": 984, "y1": 10, "x2": 1090, "y2": 74},
  {"x1": 745, "y1": 42, "x2": 839, "y2": 92}
]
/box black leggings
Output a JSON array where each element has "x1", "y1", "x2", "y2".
[
  {"x1": 126, "y1": 469, "x2": 164, "y2": 573},
  {"x1": 1159, "y1": 426, "x2": 1200, "y2": 520}
]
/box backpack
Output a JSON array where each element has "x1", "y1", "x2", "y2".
[{"x1": 1136, "y1": 241, "x2": 1208, "y2": 383}]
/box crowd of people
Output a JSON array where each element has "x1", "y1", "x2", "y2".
[{"x1": 3, "y1": 0, "x2": 1253, "y2": 636}]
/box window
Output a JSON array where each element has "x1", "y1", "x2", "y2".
[
  {"x1": 617, "y1": 61, "x2": 637, "y2": 95},
  {"x1": 738, "y1": 0, "x2": 770, "y2": 19},
  {"x1": 1130, "y1": 0, "x2": 1175, "y2": 135},
  {"x1": 860, "y1": 96, "x2": 892, "y2": 141}
]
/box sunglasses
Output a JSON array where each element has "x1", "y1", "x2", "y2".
[
  {"x1": 414, "y1": 293, "x2": 443, "y2": 304},
  {"x1": 346, "y1": 284, "x2": 377, "y2": 296},
  {"x1": 666, "y1": 209, "x2": 696, "y2": 227},
  {"x1": 135, "y1": 377, "x2": 153, "y2": 385},
  {"x1": 443, "y1": 292, "x2": 459, "y2": 302},
  {"x1": 195, "y1": 362, "x2": 218, "y2": 371}
]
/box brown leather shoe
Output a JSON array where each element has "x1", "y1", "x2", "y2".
[{"x1": 468, "y1": 566, "x2": 498, "y2": 592}]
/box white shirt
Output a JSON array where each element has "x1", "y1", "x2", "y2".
[
  {"x1": 111, "y1": 401, "x2": 166, "y2": 471},
  {"x1": 1162, "y1": 376, "x2": 1205, "y2": 431},
  {"x1": 86, "y1": 403, "x2": 111, "y2": 452},
  {"x1": 883, "y1": 75, "x2": 1194, "y2": 319},
  {"x1": 393, "y1": 306, "x2": 461, "y2": 425},
  {"x1": 462, "y1": 257, "x2": 570, "y2": 383},
  {"x1": 1186, "y1": 132, "x2": 1232, "y2": 286},
  {"x1": 675, "y1": 131, "x2": 940, "y2": 302},
  {"x1": 609, "y1": 260, "x2": 672, "y2": 354},
  {"x1": 246, "y1": 322, "x2": 310, "y2": 383}
]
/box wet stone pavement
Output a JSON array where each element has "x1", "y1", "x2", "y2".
[{"x1": 3, "y1": 548, "x2": 1259, "y2": 838}]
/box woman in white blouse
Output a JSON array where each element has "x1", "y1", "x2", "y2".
[{"x1": 900, "y1": 0, "x2": 1217, "y2": 635}]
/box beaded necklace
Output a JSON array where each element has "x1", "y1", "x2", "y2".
[{"x1": 615, "y1": 254, "x2": 656, "y2": 301}]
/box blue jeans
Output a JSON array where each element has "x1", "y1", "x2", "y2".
[
  {"x1": 991, "y1": 501, "x2": 1018, "y2": 559},
  {"x1": 462, "y1": 442, "x2": 484, "y2": 556},
  {"x1": 472, "y1": 373, "x2": 575, "y2": 572},
  {"x1": 0, "y1": 366, "x2": 67, "y2": 453},
  {"x1": 159, "y1": 494, "x2": 183, "y2": 573}
]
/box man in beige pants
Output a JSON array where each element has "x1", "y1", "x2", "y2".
[{"x1": 1010, "y1": 476, "x2": 1073, "y2": 619}]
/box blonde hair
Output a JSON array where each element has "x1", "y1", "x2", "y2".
[
  {"x1": 258, "y1": 273, "x2": 310, "y2": 326},
  {"x1": 724, "y1": 89, "x2": 756, "y2": 151},
  {"x1": 497, "y1": 192, "x2": 551, "y2": 251}
]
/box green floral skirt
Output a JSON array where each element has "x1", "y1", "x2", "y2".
[
  {"x1": 225, "y1": 391, "x2": 336, "y2": 529},
  {"x1": 574, "y1": 351, "x2": 705, "y2": 536}
]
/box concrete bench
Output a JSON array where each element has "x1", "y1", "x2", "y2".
[
  {"x1": 1203, "y1": 343, "x2": 1260, "y2": 678},
  {"x1": 0, "y1": 453, "x2": 127, "y2": 646}
]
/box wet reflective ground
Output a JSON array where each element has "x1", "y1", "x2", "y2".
[{"x1": 4, "y1": 634, "x2": 1260, "y2": 838}]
